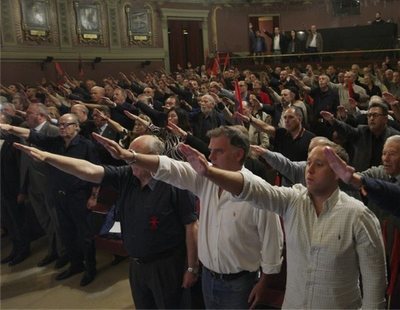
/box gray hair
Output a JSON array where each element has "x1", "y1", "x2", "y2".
[{"x1": 207, "y1": 125, "x2": 250, "y2": 164}]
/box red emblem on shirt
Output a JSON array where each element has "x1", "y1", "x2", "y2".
[{"x1": 149, "y1": 216, "x2": 159, "y2": 231}]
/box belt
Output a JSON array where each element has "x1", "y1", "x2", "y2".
[
  {"x1": 131, "y1": 246, "x2": 181, "y2": 264},
  {"x1": 205, "y1": 267, "x2": 251, "y2": 281}
]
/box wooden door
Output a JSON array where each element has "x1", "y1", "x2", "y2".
[{"x1": 168, "y1": 20, "x2": 204, "y2": 72}]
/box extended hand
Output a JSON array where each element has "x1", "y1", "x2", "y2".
[
  {"x1": 178, "y1": 144, "x2": 210, "y2": 176},
  {"x1": 324, "y1": 146, "x2": 354, "y2": 183},
  {"x1": 92, "y1": 133, "x2": 131, "y2": 161},
  {"x1": 13, "y1": 143, "x2": 48, "y2": 162}
]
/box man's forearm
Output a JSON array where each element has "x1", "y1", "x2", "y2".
[
  {"x1": 128, "y1": 152, "x2": 161, "y2": 173},
  {"x1": 205, "y1": 166, "x2": 244, "y2": 196},
  {"x1": 44, "y1": 152, "x2": 104, "y2": 184},
  {"x1": 185, "y1": 221, "x2": 199, "y2": 270},
  {"x1": 8, "y1": 126, "x2": 30, "y2": 139}
]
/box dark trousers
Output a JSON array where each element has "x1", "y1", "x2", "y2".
[
  {"x1": 1, "y1": 196, "x2": 30, "y2": 254},
  {"x1": 129, "y1": 247, "x2": 186, "y2": 309},
  {"x1": 53, "y1": 190, "x2": 95, "y2": 272}
]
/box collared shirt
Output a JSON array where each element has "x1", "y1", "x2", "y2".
[
  {"x1": 273, "y1": 127, "x2": 315, "y2": 162},
  {"x1": 154, "y1": 156, "x2": 283, "y2": 274},
  {"x1": 102, "y1": 165, "x2": 197, "y2": 258},
  {"x1": 309, "y1": 33, "x2": 317, "y2": 47},
  {"x1": 273, "y1": 35, "x2": 280, "y2": 50},
  {"x1": 237, "y1": 171, "x2": 387, "y2": 309},
  {"x1": 34, "y1": 121, "x2": 46, "y2": 132}
]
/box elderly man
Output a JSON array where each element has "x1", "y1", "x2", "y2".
[
  {"x1": 13, "y1": 135, "x2": 199, "y2": 308},
  {"x1": 91, "y1": 125, "x2": 284, "y2": 309},
  {"x1": 174, "y1": 141, "x2": 387, "y2": 309},
  {"x1": 190, "y1": 94, "x2": 225, "y2": 144},
  {"x1": 1, "y1": 113, "x2": 100, "y2": 286},
  {"x1": 330, "y1": 71, "x2": 369, "y2": 110}
]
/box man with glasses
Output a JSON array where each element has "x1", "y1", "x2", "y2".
[
  {"x1": 0, "y1": 113, "x2": 100, "y2": 286},
  {"x1": 321, "y1": 102, "x2": 399, "y2": 172}
]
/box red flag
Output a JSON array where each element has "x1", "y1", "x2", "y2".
[
  {"x1": 348, "y1": 82, "x2": 355, "y2": 99},
  {"x1": 234, "y1": 80, "x2": 243, "y2": 113},
  {"x1": 387, "y1": 229, "x2": 400, "y2": 297},
  {"x1": 78, "y1": 55, "x2": 84, "y2": 77},
  {"x1": 54, "y1": 62, "x2": 64, "y2": 76},
  {"x1": 223, "y1": 53, "x2": 230, "y2": 72},
  {"x1": 211, "y1": 57, "x2": 220, "y2": 76}
]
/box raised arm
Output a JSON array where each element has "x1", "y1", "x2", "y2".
[
  {"x1": 14, "y1": 143, "x2": 104, "y2": 184},
  {"x1": 324, "y1": 146, "x2": 362, "y2": 188},
  {"x1": 92, "y1": 132, "x2": 161, "y2": 173},
  {"x1": 0, "y1": 124, "x2": 30, "y2": 139},
  {"x1": 178, "y1": 143, "x2": 245, "y2": 196},
  {"x1": 251, "y1": 145, "x2": 306, "y2": 185}
]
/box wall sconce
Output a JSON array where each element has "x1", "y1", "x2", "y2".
[
  {"x1": 41, "y1": 56, "x2": 54, "y2": 71},
  {"x1": 92, "y1": 57, "x2": 102, "y2": 69}
]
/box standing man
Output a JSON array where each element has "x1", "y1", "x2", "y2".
[
  {"x1": 1, "y1": 113, "x2": 100, "y2": 286},
  {"x1": 305, "y1": 25, "x2": 323, "y2": 62},
  {"x1": 176, "y1": 142, "x2": 387, "y2": 309},
  {"x1": 19, "y1": 103, "x2": 67, "y2": 268},
  {"x1": 13, "y1": 135, "x2": 199, "y2": 308},
  {"x1": 93, "y1": 126, "x2": 284, "y2": 309},
  {"x1": 321, "y1": 102, "x2": 399, "y2": 172},
  {"x1": 264, "y1": 27, "x2": 287, "y2": 63}
]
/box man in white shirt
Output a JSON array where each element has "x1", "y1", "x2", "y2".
[
  {"x1": 13, "y1": 126, "x2": 284, "y2": 309},
  {"x1": 174, "y1": 141, "x2": 387, "y2": 309},
  {"x1": 93, "y1": 126, "x2": 283, "y2": 309}
]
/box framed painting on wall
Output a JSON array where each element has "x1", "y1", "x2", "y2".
[
  {"x1": 20, "y1": 0, "x2": 50, "y2": 38},
  {"x1": 125, "y1": 7, "x2": 151, "y2": 43},
  {"x1": 74, "y1": 1, "x2": 102, "y2": 43}
]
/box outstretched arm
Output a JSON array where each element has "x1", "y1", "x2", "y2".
[
  {"x1": 14, "y1": 143, "x2": 105, "y2": 184},
  {"x1": 92, "y1": 133, "x2": 161, "y2": 173},
  {"x1": 324, "y1": 146, "x2": 362, "y2": 189},
  {"x1": 178, "y1": 143, "x2": 245, "y2": 196},
  {"x1": 0, "y1": 124, "x2": 30, "y2": 139}
]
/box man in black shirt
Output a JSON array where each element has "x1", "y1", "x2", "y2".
[
  {"x1": 13, "y1": 134, "x2": 199, "y2": 309},
  {"x1": 1, "y1": 113, "x2": 100, "y2": 286}
]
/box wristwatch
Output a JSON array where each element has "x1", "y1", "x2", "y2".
[{"x1": 187, "y1": 267, "x2": 199, "y2": 275}]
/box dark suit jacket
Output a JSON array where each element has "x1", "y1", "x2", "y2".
[
  {"x1": 333, "y1": 121, "x2": 400, "y2": 172},
  {"x1": 20, "y1": 121, "x2": 59, "y2": 194}
]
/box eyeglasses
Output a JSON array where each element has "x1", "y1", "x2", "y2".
[
  {"x1": 367, "y1": 113, "x2": 385, "y2": 118},
  {"x1": 58, "y1": 122, "x2": 77, "y2": 128}
]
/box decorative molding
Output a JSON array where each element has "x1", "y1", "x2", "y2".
[
  {"x1": 58, "y1": 0, "x2": 71, "y2": 46},
  {"x1": 1, "y1": 0, "x2": 17, "y2": 45}
]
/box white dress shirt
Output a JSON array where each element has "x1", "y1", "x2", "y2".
[
  {"x1": 237, "y1": 170, "x2": 387, "y2": 309},
  {"x1": 154, "y1": 156, "x2": 283, "y2": 274}
]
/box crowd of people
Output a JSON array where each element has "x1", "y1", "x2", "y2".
[{"x1": 1, "y1": 55, "x2": 400, "y2": 308}]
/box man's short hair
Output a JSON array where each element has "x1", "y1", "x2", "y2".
[
  {"x1": 146, "y1": 135, "x2": 165, "y2": 155},
  {"x1": 73, "y1": 104, "x2": 89, "y2": 115},
  {"x1": 369, "y1": 102, "x2": 388, "y2": 115},
  {"x1": 286, "y1": 106, "x2": 304, "y2": 120},
  {"x1": 308, "y1": 136, "x2": 349, "y2": 163},
  {"x1": 96, "y1": 105, "x2": 111, "y2": 117},
  {"x1": 30, "y1": 102, "x2": 48, "y2": 117},
  {"x1": 385, "y1": 135, "x2": 400, "y2": 147},
  {"x1": 207, "y1": 125, "x2": 250, "y2": 164}
]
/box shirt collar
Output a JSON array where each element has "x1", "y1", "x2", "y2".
[{"x1": 35, "y1": 121, "x2": 46, "y2": 132}]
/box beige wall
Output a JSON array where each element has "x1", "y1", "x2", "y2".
[{"x1": 1, "y1": 0, "x2": 399, "y2": 85}]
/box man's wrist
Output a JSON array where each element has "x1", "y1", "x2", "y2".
[
  {"x1": 186, "y1": 266, "x2": 199, "y2": 275},
  {"x1": 126, "y1": 149, "x2": 137, "y2": 165}
]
